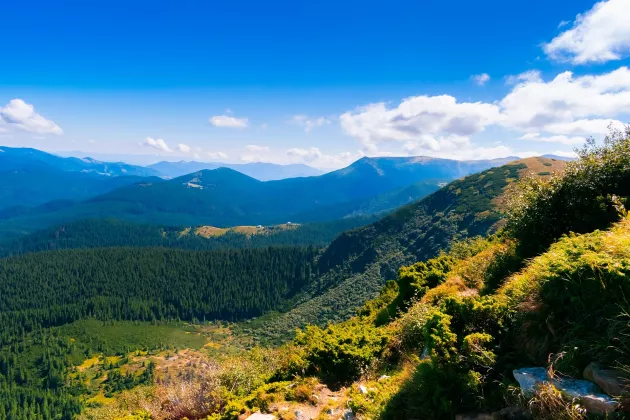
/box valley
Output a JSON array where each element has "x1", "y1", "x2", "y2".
[
  {"x1": 0, "y1": 143, "x2": 583, "y2": 420},
  {"x1": 3, "y1": 2, "x2": 628, "y2": 418}
]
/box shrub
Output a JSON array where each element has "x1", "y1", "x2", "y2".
[
  {"x1": 294, "y1": 320, "x2": 391, "y2": 385},
  {"x1": 397, "y1": 302, "x2": 431, "y2": 350},
  {"x1": 506, "y1": 126, "x2": 630, "y2": 255},
  {"x1": 394, "y1": 255, "x2": 453, "y2": 309},
  {"x1": 500, "y1": 217, "x2": 630, "y2": 370}
]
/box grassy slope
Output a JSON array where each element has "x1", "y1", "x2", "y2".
[{"x1": 252, "y1": 157, "x2": 566, "y2": 341}]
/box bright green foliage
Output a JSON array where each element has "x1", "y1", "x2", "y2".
[
  {"x1": 439, "y1": 295, "x2": 509, "y2": 341},
  {"x1": 424, "y1": 311, "x2": 458, "y2": 366},
  {"x1": 395, "y1": 255, "x2": 453, "y2": 308},
  {"x1": 461, "y1": 333, "x2": 496, "y2": 370},
  {"x1": 294, "y1": 320, "x2": 391, "y2": 384},
  {"x1": 500, "y1": 216, "x2": 630, "y2": 372},
  {"x1": 506, "y1": 127, "x2": 630, "y2": 255}
]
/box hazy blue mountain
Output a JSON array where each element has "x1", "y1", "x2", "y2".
[
  {"x1": 148, "y1": 160, "x2": 324, "y2": 180},
  {"x1": 0, "y1": 147, "x2": 163, "y2": 212},
  {"x1": 0, "y1": 146, "x2": 160, "y2": 176},
  {"x1": 0, "y1": 155, "x2": 515, "y2": 238}
]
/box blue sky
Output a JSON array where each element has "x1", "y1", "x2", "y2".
[{"x1": 1, "y1": 0, "x2": 629, "y2": 168}]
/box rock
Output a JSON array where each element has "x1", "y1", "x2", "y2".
[
  {"x1": 246, "y1": 413, "x2": 275, "y2": 420},
  {"x1": 358, "y1": 384, "x2": 368, "y2": 394},
  {"x1": 378, "y1": 375, "x2": 391, "y2": 382},
  {"x1": 513, "y1": 367, "x2": 549, "y2": 395},
  {"x1": 294, "y1": 409, "x2": 304, "y2": 419},
  {"x1": 326, "y1": 408, "x2": 337, "y2": 415},
  {"x1": 580, "y1": 394, "x2": 617, "y2": 415},
  {"x1": 553, "y1": 376, "x2": 601, "y2": 399},
  {"x1": 584, "y1": 362, "x2": 628, "y2": 396},
  {"x1": 513, "y1": 367, "x2": 617, "y2": 415}
]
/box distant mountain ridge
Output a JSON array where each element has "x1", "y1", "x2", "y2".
[
  {"x1": 0, "y1": 146, "x2": 162, "y2": 212},
  {"x1": 0, "y1": 146, "x2": 159, "y2": 177},
  {"x1": 0, "y1": 156, "x2": 517, "y2": 238},
  {"x1": 148, "y1": 160, "x2": 324, "y2": 180}
]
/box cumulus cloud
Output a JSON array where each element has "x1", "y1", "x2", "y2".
[
  {"x1": 142, "y1": 137, "x2": 172, "y2": 152},
  {"x1": 286, "y1": 147, "x2": 322, "y2": 162},
  {"x1": 339, "y1": 66, "x2": 630, "y2": 153},
  {"x1": 544, "y1": 0, "x2": 630, "y2": 64},
  {"x1": 240, "y1": 145, "x2": 271, "y2": 162},
  {"x1": 286, "y1": 147, "x2": 363, "y2": 168},
  {"x1": 245, "y1": 144, "x2": 270, "y2": 152},
  {"x1": 291, "y1": 115, "x2": 331, "y2": 132},
  {"x1": 339, "y1": 95, "x2": 501, "y2": 153},
  {"x1": 177, "y1": 143, "x2": 191, "y2": 153},
  {"x1": 207, "y1": 151, "x2": 228, "y2": 160},
  {"x1": 505, "y1": 70, "x2": 543, "y2": 85},
  {"x1": 209, "y1": 114, "x2": 248, "y2": 128},
  {"x1": 0, "y1": 99, "x2": 63, "y2": 135},
  {"x1": 519, "y1": 133, "x2": 586, "y2": 145},
  {"x1": 499, "y1": 67, "x2": 630, "y2": 134},
  {"x1": 471, "y1": 73, "x2": 491, "y2": 86}
]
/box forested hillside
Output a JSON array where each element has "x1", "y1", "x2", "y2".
[
  {"x1": 0, "y1": 216, "x2": 378, "y2": 257},
  {"x1": 252, "y1": 157, "x2": 566, "y2": 341},
  {"x1": 0, "y1": 246, "x2": 318, "y2": 344}
]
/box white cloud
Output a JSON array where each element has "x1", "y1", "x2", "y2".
[
  {"x1": 499, "y1": 67, "x2": 630, "y2": 135},
  {"x1": 240, "y1": 145, "x2": 271, "y2": 162},
  {"x1": 142, "y1": 137, "x2": 172, "y2": 152},
  {"x1": 519, "y1": 133, "x2": 586, "y2": 145},
  {"x1": 558, "y1": 20, "x2": 571, "y2": 28},
  {"x1": 209, "y1": 114, "x2": 248, "y2": 128},
  {"x1": 544, "y1": 0, "x2": 630, "y2": 64},
  {"x1": 286, "y1": 147, "x2": 363, "y2": 168},
  {"x1": 286, "y1": 147, "x2": 322, "y2": 162},
  {"x1": 340, "y1": 66, "x2": 630, "y2": 152},
  {"x1": 0, "y1": 99, "x2": 63, "y2": 135},
  {"x1": 207, "y1": 151, "x2": 228, "y2": 160},
  {"x1": 339, "y1": 95, "x2": 501, "y2": 154},
  {"x1": 471, "y1": 73, "x2": 491, "y2": 86},
  {"x1": 245, "y1": 144, "x2": 270, "y2": 152},
  {"x1": 291, "y1": 115, "x2": 331, "y2": 132},
  {"x1": 177, "y1": 143, "x2": 191, "y2": 153},
  {"x1": 506, "y1": 70, "x2": 542, "y2": 85}
]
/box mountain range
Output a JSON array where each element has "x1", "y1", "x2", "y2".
[
  {"x1": 0, "y1": 152, "x2": 517, "y2": 238},
  {"x1": 148, "y1": 160, "x2": 324, "y2": 180}
]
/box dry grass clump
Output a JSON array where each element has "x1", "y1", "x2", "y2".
[{"x1": 519, "y1": 383, "x2": 587, "y2": 420}]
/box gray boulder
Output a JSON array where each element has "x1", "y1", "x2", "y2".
[
  {"x1": 513, "y1": 367, "x2": 617, "y2": 415},
  {"x1": 584, "y1": 362, "x2": 629, "y2": 396}
]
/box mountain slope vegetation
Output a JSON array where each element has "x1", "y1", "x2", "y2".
[
  {"x1": 254, "y1": 157, "x2": 566, "y2": 341},
  {"x1": 0, "y1": 216, "x2": 379, "y2": 257}
]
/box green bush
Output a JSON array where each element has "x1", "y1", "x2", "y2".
[
  {"x1": 506, "y1": 127, "x2": 630, "y2": 255},
  {"x1": 394, "y1": 255, "x2": 453, "y2": 309},
  {"x1": 293, "y1": 320, "x2": 391, "y2": 384}
]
